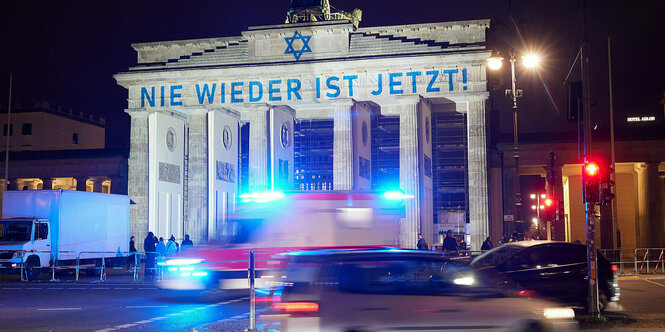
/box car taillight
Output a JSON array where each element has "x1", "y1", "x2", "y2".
[
  {"x1": 514, "y1": 290, "x2": 537, "y2": 299},
  {"x1": 271, "y1": 302, "x2": 319, "y2": 317},
  {"x1": 611, "y1": 265, "x2": 618, "y2": 274}
]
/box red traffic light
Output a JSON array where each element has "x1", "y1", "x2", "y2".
[
  {"x1": 584, "y1": 162, "x2": 599, "y2": 177},
  {"x1": 544, "y1": 198, "x2": 553, "y2": 207}
]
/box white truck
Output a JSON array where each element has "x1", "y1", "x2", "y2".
[{"x1": 0, "y1": 189, "x2": 130, "y2": 280}]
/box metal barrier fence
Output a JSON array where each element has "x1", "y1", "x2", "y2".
[{"x1": 0, "y1": 249, "x2": 165, "y2": 282}]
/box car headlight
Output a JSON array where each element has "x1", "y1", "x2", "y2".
[
  {"x1": 453, "y1": 276, "x2": 475, "y2": 286},
  {"x1": 544, "y1": 307, "x2": 575, "y2": 319},
  {"x1": 12, "y1": 251, "x2": 24, "y2": 259}
]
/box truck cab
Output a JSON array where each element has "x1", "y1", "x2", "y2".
[{"x1": 0, "y1": 218, "x2": 51, "y2": 280}]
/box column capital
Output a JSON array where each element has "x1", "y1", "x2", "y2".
[
  {"x1": 184, "y1": 107, "x2": 210, "y2": 116},
  {"x1": 331, "y1": 98, "x2": 356, "y2": 109},
  {"x1": 210, "y1": 108, "x2": 241, "y2": 119},
  {"x1": 247, "y1": 103, "x2": 271, "y2": 112},
  {"x1": 124, "y1": 108, "x2": 150, "y2": 118},
  {"x1": 394, "y1": 94, "x2": 423, "y2": 105}
]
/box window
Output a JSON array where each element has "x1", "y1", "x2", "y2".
[
  {"x1": 72, "y1": 133, "x2": 79, "y2": 145},
  {"x1": 3, "y1": 124, "x2": 13, "y2": 136},
  {"x1": 34, "y1": 222, "x2": 48, "y2": 240},
  {"x1": 22, "y1": 123, "x2": 32, "y2": 135},
  {"x1": 334, "y1": 258, "x2": 482, "y2": 296}
]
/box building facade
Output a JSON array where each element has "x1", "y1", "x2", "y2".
[
  {"x1": 114, "y1": 19, "x2": 492, "y2": 249},
  {"x1": 0, "y1": 102, "x2": 128, "y2": 215}
]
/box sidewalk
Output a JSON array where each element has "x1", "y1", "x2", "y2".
[
  {"x1": 618, "y1": 273, "x2": 665, "y2": 280},
  {"x1": 0, "y1": 264, "x2": 161, "y2": 284}
]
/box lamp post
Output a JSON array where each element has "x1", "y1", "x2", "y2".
[
  {"x1": 487, "y1": 52, "x2": 540, "y2": 231},
  {"x1": 530, "y1": 193, "x2": 547, "y2": 239}
]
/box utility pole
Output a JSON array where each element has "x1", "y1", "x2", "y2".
[
  {"x1": 581, "y1": 0, "x2": 600, "y2": 317},
  {"x1": 607, "y1": 37, "x2": 619, "y2": 249}
]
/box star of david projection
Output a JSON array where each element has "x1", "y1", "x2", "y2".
[{"x1": 284, "y1": 31, "x2": 312, "y2": 61}]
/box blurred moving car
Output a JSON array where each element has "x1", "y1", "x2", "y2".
[
  {"x1": 158, "y1": 191, "x2": 407, "y2": 292},
  {"x1": 470, "y1": 241, "x2": 619, "y2": 311},
  {"x1": 262, "y1": 248, "x2": 578, "y2": 332}
]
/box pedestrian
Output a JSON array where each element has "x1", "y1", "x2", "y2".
[
  {"x1": 166, "y1": 235, "x2": 178, "y2": 255},
  {"x1": 156, "y1": 237, "x2": 166, "y2": 256},
  {"x1": 126, "y1": 236, "x2": 137, "y2": 272},
  {"x1": 143, "y1": 232, "x2": 157, "y2": 277},
  {"x1": 417, "y1": 233, "x2": 429, "y2": 250},
  {"x1": 481, "y1": 236, "x2": 493, "y2": 251},
  {"x1": 442, "y1": 230, "x2": 458, "y2": 256},
  {"x1": 181, "y1": 234, "x2": 194, "y2": 251},
  {"x1": 499, "y1": 236, "x2": 506, "y2": 245}
]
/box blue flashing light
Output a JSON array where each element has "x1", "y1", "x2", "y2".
[
  {"x1": 167, "y1": 267, "x2": 177, "y2": 271},
  {"x1": 240, "y1": 191, "x2": 286, "y2": 203},
  {"x1": 382, "y1": 190, "x2": 415, "y2": 200},
  {"x1": 192, "y1": 272, "x2": 208, "y2": 277},
  {"x1": 181, "y1": 272, "x2": 192, "y2": 277},
  {"x1": 179, "y1": 266, "x2": 194, "y2": 271},
  {"x1": 164, "y1": 258, "x2": 203, "y2": 266}
]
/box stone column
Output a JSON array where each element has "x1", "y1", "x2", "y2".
[
  {"x1": 646, "y1": 162, "x2": 664, "y2": 248},
  {"x1": 125, "y1": 109, "x2": 150, "y2": 242},
  {"x1": 248, "y1": 104, "x2": 270, "y2": 192},
  {"x1": 333, "y1": 99, "x2": 355, "y2": 190},
  {"x1": 75, "y1": 177, "x2": 88, "y2": 191},
  {"x1": 8, "y1": 178, "x2": 18, "y2": 190},
  {"x1": 466, "y1": 99, "x2": 490, "y2": 250},
  {"x1": 383, "y1": 95, "x2": 422, "y2": 249},
  {"x1": 186, "y1": 109, "x2": 209, "y2": 244},
  {"x1": 42, "y1": 178, "x2": 55, "y2": 190},
  {"x1": 109, "y1": 175, "x2": 128, "y2": 195},
  {"x1": 92, "y1": 177, "x2": 104, "y2": 193}
]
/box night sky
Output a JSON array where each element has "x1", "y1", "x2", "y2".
[{"x1": 1, "y1": 0, "x2": 663, "y2": 150}]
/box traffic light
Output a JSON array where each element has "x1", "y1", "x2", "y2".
[
  {"x1": 583, "y1": 162, "x2": 601, "y2": 204},
  {"x1": 600, "y1": 165, "x2": 616, "y2": 205}
]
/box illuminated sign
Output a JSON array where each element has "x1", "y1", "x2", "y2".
[
  {"x1": 138, "y1": 68, "x2": 470, "y2": 108},
  {"x1": 627, "y1": 116, "x2": 656, "y2": 122}
]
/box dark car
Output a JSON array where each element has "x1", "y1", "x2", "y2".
[
  {"x1": 263, "y1": 248, "x2": 578, "y2": 331},
  {"x1": 470, "y1": 241, "x2": 619, "y2": 311}
]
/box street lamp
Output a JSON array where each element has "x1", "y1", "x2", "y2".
[
  {"x1": 530, "y1": 193, "x2": 552, "y2": 240},
  {"x1": 488, "y1": 51, "x2": 541, "y2": 226}
]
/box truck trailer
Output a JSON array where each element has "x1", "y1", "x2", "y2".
[{"x1": 0, "y1": 189, "x2": 130, "y2": 280}]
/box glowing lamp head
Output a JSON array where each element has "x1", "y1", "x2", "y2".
[
  {"x1": 530, "y1": 193, "x2": 536, "y2": 199},
  {"x1": 544, "y1": 198, "x2": 553, "y2": 207},
  {"x1": 522, "y1": 54, "x2": 541, "y2": 68},
  {"x1": 487, "y1": 56, "x2": 504, "y2": 70},
  {"x1": 584, "y1": 163, "x2": 599, "y2": 177}
]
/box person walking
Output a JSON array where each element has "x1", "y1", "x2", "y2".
[
  {"x1": 143, "y1": 232, "x2": 157, "y2": 277},
  {"x1": 181, "y1": 234, "x2": 194, "y2": 251},
  {"x1": 417, "y1": 233, "x2": 429, "y2": 251},
  {"x1": 126, "y1": 236, "x2": 137, "y2": 272},
  {"x1": 481, "y1": 236, "x2": 494, "y2": 251},
  {"x1": 166, "y1": 235, "x2": 178, "y2": 255},
  {"x1": 442, "y1": 230, "x2": 458, "y2": 256},
  {"x1": 156, "y1": 237, "x2": 166, "y2": 256}
]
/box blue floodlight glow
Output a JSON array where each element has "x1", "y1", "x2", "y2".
[
  {"x1": 240, "y1": 191, "x2": 286, "y2": 203},
  {"x1": 192, "y1": 272, "x2": 208, "y2": 277},
  {"x1": 382, "y1": 190, "x2": 415, "y2": 200},
  {"x1": 164, "y1": 258, "x2": 203, "y2": 266},
  {"x1": 168, "y1": 267, "x2": 177, "y2": 271},
  {"x1": 181, "y1": 272, "x2": 192, "y2": 277}
]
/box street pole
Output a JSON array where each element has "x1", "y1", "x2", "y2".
[
  {"x1": 607, "y1": 37, "x2": 619, "y2": 249},
  {"x1": 581, "y1": 0, "x2": 599, "y2": 317},
  {"x1": 4, "y1": 74, "x2": 12, "y2": 191},
  {"x1": 2, "y1": 74, "x2": 12, "y2": 219},
  {"x1": 510, "y1": 54, "x2": 522, "y2": 225}
]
